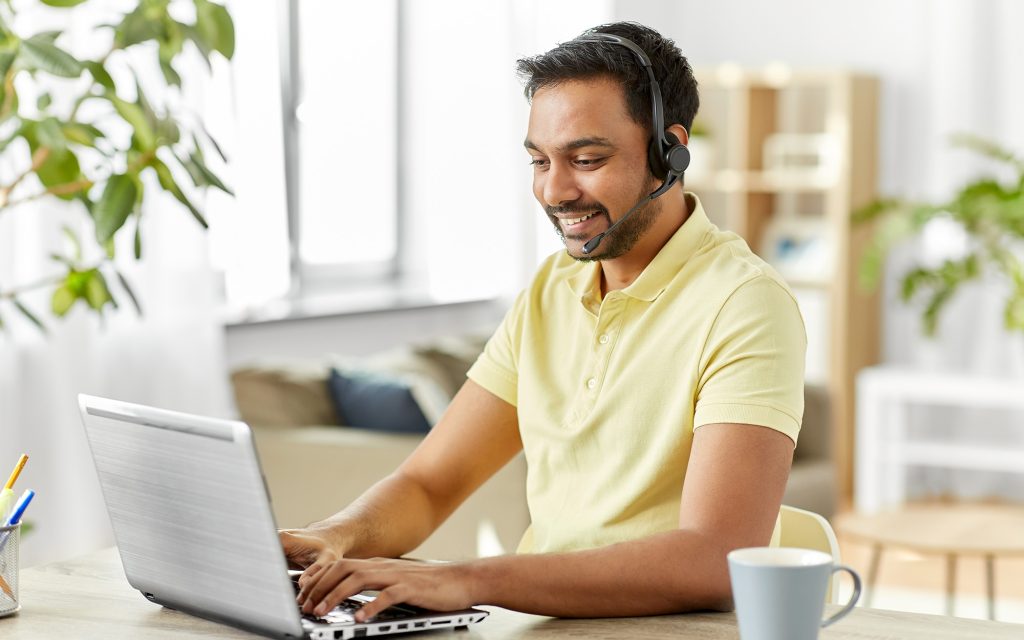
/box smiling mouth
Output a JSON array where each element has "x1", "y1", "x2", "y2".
[{"x1": 563, "y1": 212, "x2": 599, "y2": 226}]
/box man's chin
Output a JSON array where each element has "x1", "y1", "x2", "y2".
[{"x1": 563, "y1": 242, "x2": 601, "y2": 262}]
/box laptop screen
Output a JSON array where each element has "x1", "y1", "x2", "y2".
[{"x1": 79, "y1": 395, "x2": 305, "y2": 639}]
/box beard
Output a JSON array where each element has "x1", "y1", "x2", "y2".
[{"x1": 545, "y1": 178, "x2": 661, "y2": 262}]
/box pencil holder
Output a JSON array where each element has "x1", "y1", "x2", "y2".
[{"x1": 0, "y1": 522, "x2": 19, "y2": 617}]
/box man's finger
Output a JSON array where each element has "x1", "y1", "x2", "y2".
[
  {"x1": 312, "y1": 568, "x2": 390, "y2": 617},
  {"x1": 354, "y1": 585, "x2": 405, "y2": 622},
  {"x1": 302, "y1": 561, "x2": 357, "y2": 613}
]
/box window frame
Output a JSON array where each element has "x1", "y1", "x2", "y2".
[{"x1": 277, "y1": 0, "x2": 407, "y2": 297}]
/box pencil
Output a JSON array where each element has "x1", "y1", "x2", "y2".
[
  {"x1": 4, "y1": 455, "x2": 28, "y2": 491},
  {"x1": 0, "y1": 574, "x2": 12, "y2": 600}
]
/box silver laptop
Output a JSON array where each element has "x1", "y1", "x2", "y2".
[{"x1": 78, "y1": 394, "x2": 488, "y2": 639}]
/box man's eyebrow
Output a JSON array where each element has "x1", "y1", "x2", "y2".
[{"x1": 523, "y1": 137, "x2": 617, "y2": 153}]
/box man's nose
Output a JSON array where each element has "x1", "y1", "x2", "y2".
[{"x1": 542, "y1": 162, "x2": 582, "y2": 207}]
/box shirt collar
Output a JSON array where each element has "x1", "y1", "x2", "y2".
[{"x1": 566, "y1": 193, "x2": 713, "y2": 305}]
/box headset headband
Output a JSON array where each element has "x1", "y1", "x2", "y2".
[{"x1": 575, "y1": 33, "x2": 673, "y2": 151}]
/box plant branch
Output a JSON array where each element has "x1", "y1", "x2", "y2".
[
  {"x1": 1, "y1": 147, "x2": 157, "y2": 211},
  {"x1": 0, "y1": 146, "x2": 51, "y2": 208},
  {"x1": 0, "y1": 65, "x2": 15, "y2": 122},
  {"x1": 0, "y1": 259, "x2": 107, "y2": 302}
]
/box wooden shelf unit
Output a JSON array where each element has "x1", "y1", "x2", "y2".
[{"x1": 689, "y1": 66, "x2": 881, "y2": 508}]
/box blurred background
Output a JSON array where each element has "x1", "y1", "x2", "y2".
[{"x1": 2, "y1": 0, "x2": 1023, "y2": 622}]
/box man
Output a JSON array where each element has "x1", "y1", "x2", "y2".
[{"x1": 283, "y1": 21, "x2": 805, "y2": 620}]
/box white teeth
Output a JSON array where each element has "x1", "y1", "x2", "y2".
[{"x1": 564, "y1": 213, "x2": 596, "y2": 226}]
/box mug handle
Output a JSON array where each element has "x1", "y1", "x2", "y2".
[{"x1": 821, "y1": 564, "x2": 862, "y2": 628}]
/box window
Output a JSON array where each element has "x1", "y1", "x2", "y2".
[{"x1": 281, "y1": 0, "x2": 400, "y2": 288}]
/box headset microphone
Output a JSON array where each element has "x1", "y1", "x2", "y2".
[{"x1": 580, "y1": 169, "x2": 682, "y2": 255}]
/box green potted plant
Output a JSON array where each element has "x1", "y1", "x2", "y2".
[
  {"x1": 0, "y1": 0, "x2": 234, "y2": 332},
  {"x1": 855, "y1": 134, "x2": 1024, "y2": 336}
]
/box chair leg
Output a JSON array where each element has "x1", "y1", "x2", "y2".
[
  {"x1": 945, "y1": 554, "x2": 957, "y2": 617},
  {"x1": 865, "y1": 542, "x2": 883, "y2": 607},
  {"x1": 985, "y1": 554, "x2": 995, "y2": 621}
]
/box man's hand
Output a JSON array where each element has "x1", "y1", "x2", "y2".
[
  {"x1": 279, "y1": 528, "x2": 341, "y2": 570},
  {"x1": 296, "y1": 557, "x2": 476, "y2": 621}
]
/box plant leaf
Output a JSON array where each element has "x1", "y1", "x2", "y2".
[
  {"x1": 187, "y1": 150, "x2": 232, "y2": 195},
  {"x1": 115, "y1": 269, "x2": 143, "y2": 315},
  {"x1": 158, "y1": 57, "x2": 181, "y2": 87},
  {"x1": 182, "y1": 23, "x2": 213, "y2": 70},
  {"x1": 84, "y1": 60, "x2": 115, "y2": 91},
  {"x1": 134, "y1": 217, "x2": 142, "y2": 259},
  {"x1": 36, "y1": 147, "x2": 82, "y2": 197},
  {"x1": 51, "y1": 283, "x2": 77, "y2": 316},
  {"x1": 115, "y1": 4, "x2": 164, "y2": 49},
  {"x1": 0, "y1": 50, "x2": 16, "y2": 79},
  {"x1": 950, "y1": 133, "x2": 1024, "y2": 173},
  {"x1": 93, "y1": 173, "x2": 138, "y2": 243},
  {"x1": 152, "y1": 158, "x2": 208, "y2": 227},
  {"x1": 83, "y1": 269, "x2": 114, "y2": 310},
  {"x1": 13, "y1": 298, "x2": 46, "y2": 333},
  {"x1": 40, "y1": 0, "x2": 89, "y2": 6},
  {"x1": 195, "y1": 0, "x2": 235, "y2": 59},
  {"x1": 107, "y1": 93, "x2": 156, "y2": 150},
  {"x1": 36, "y1": 117, "x2": 66, "y2": 150},
  {"x1": 20, "y1": 36, "x2": 83, "y2": 78},
  {"x1": 61, "y1": 122, "x2": 104, "y2": 147}
]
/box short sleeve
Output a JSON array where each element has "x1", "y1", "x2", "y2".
[
  {"x1": 693, "y1": 276, "x2": 806, "y2": 444},
  {"x1": 466, "y1": 290, "x2": 527, "y2": 406}
]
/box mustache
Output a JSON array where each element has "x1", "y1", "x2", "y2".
[{"x1": 545, "y1": 202, "x2": 609, "y2": 217}]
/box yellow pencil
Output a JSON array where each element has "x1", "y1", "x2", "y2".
[
  {"x1": 4, "y1": 455, "x2": 28, "y2": 491},
  {"x1": 0, "y1": 454, "x2": 28, "y2": 522},
  {"x1": 0, "y1": 574, "x2": 12, "y2": 600}
]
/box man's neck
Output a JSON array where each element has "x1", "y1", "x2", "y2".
[{"x1": 599, "y1": 190, "x2": 691, "y2": 297}]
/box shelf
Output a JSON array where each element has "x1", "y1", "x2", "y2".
[
  {"x1": 688, "y1": 169, "x2": 837, "y2": 193},
  {"x1": 693, "y1": 68, "x2": 880, "y2": 507},
  {"x1": 782, "y1": 276, "x2": 833, "y2": 290},
  {"x1": 888, "y1": 442, "x2": 1024, "y2": 474}
]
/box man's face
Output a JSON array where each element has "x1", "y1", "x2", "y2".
[{"x1": 525, "y1": 76, "x2": 660, "y2": 261}]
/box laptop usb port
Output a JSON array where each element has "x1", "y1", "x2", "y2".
[{"x1": 354, "y1": 630, "x2": 367, "y2": 638}]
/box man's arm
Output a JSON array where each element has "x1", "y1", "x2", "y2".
[
  {"x1": 280, "y1": 379, "x2": 522, "y2": 564},
  {"x1": 297, "y1": 422, "x2": 794, "y2": 618}
]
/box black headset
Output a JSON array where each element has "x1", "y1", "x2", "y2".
[{"x1": 576, "y1": 33, "x2": 690, "y2": 199}]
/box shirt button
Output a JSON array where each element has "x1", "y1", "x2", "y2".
[
  {"x1": 586, "y1": 377, "x2": 597, "y2": 389},
  {"x1": 598, "y1": 334, "x2": 610, "y2": 344}
]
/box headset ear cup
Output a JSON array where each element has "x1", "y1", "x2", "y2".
[{"x1": 649, "y1": 130, "x2": 688, "y2": 178}]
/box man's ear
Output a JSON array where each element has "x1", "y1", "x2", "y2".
[{"x1": 668, "y1": 123, "x2": 689, "y2": 146}]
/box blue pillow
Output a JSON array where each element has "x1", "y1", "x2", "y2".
[{"x1": 326, "y1": 368, "x2": 432, "y2": 433}]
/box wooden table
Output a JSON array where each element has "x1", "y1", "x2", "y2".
[
  {"x1": 2, "y1": 548, "x2": 1023, "y2": 639},
  {"x1": 836, "y1": 504, "x2": 1024, "y2": 620}
]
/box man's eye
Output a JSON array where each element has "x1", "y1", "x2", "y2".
[
  {"x1": 574, "y1": 157, "x2": 604, "y2": 168},
  {"x1": 529, "y1": 158, "x2": 549, "y2": 168}
]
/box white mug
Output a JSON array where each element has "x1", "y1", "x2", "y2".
[{"x1": 727, "y1": 547, "x2": 861, "y2": 640}]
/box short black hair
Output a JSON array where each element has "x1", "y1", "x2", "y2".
[{"x1": 515, "y1": 21, "x2": 699, "y2": 135}]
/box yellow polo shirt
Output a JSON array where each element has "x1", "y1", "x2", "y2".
[{"x1": 467, "y1": 194, "x2": 806, "y2": 554}]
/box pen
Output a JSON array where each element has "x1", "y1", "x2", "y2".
[
  {"x1": 0, "y1": 489, "x2": 35, "y2": 556},
  {"x1": 0, "y1": 454, "x2": 28, "y2": 522}
]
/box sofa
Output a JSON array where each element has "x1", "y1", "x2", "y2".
[{"x1": 231, "y1": 336, "x2": 835, "y2": 561}]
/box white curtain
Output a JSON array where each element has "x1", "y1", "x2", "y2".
[{"x1": 0, "y1": 1, "x2": 233, "y2": 566}]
